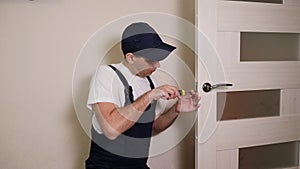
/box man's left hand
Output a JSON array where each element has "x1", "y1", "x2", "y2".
[{"x1": 175, "y1": 90, "x2": 201, "y2": 113}]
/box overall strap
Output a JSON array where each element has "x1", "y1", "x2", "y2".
[
  {"x1": 108, "y1": 65, "x2": 134, "y2": 105},
  {"x1": 144, "y1": 76, "x2": 155, "y2": 111},
  {"x1": 108, "y1": 65, "x2": 156, "y2": 105},
  {"x1": 146, "y1": 76, "x2": 155, "y2": 89}
]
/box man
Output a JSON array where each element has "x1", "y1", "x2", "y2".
[{"x1": 86, "y1": 22, "x2": 201, "y2": 169}]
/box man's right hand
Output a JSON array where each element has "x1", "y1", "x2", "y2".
[{"x1": 149, "y1": 85, "x2": 180, "y2": 101}]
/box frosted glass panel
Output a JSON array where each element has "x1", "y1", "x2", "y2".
[
  {"x1": 227, "y1": 0, "x2": 283, "y2": 4},
  {"x1": 240, "y1": 32, "x2": 300, "y2": 61},
  {"x1": 239, "y1": 141, "x2": 299, "y2": 169},
  {"x1": 217, "y1": 90, "x2": 280, "y2": 121}
]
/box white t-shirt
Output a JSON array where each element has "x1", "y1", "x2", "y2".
[{"x1": 87, "y1": 63, "x2": 165, "y2": 134}]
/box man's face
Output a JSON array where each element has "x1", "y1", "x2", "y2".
[{"x1": 133, "y1": 56, "x2": 160, "y2": 77}]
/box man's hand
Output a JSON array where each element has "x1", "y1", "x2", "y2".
[
  {"x1": 175, "y1": 90, "x2": 201, "y2": 113},
  {"x1": 152, "y1": 88, "x2": 201, "y2": 133},
  {"x1": 149, "y1": 84, "x2": 180, "y2": 101}
]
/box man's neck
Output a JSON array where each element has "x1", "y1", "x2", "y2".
[{"x1": 122, "y1": 60, "x2": 138, "y2": 76}]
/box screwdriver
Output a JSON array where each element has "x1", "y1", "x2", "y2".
[{"x1": 179, "y1": 89, "x2": 186, "y2": 96}]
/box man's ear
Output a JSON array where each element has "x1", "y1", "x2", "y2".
[{"x1": 125, "y1": 53, "x2": 134, "y2": 64}]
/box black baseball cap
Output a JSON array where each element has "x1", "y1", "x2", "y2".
[{"x1": 121, "y1": 22, "x2": 176, "y2": 61}]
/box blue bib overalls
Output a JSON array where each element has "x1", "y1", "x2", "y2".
[{"x1": 86, "y1": 65, "x2": 156, "y2": 169}]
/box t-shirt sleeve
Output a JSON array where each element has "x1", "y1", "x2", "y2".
[{"x1": 87, "y1": 65, "x2": 119, "y2": 110}]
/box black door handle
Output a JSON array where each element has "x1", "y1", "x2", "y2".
[{"x1": 202, "y1": 82, "x2": 233, "y2": 92}]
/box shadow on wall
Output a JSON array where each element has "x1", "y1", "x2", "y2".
[
  {"x1": 101, "y1": 42, "x2": 123, "y2": 64},
  {"x1": 67, "y1": 102, "x2": 91, "y2": 168},
  {"x1": 68, "y1": 69, "x2": 95, "y2": 168}
]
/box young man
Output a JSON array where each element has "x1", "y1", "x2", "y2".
[{"x1": 86, "y1": 22, "x2": 201, "y2": 169}]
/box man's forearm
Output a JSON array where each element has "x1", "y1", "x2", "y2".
[{"x1": 94, "y1": 91, "x2": 153, "y2": 140}]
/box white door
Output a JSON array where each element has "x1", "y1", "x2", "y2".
[{"x1": 195, "y1": 0, "x2": 300, "y2": 168}]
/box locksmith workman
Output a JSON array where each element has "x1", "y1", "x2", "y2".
[{"x1": 85, "y1": 22, "x2": 201, "y2": 169}]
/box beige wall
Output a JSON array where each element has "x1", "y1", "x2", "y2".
[{"x1": 0, "y1": 0, "x2": 195, "y2": 169}]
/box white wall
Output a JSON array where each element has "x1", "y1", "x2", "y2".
[{"x1": 0, "y1": 0, "x2": 195, "y2": 169}]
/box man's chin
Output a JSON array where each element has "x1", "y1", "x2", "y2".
[
  {"x1": 137, "y1": 70, "x2": 155, "y2": 77},
  {"x1": 148, "y1": 69, "x2": 156, "y2": 76}
]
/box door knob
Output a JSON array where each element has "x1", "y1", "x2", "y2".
[{"x1": 202, "y1": 82, "x2": 233, "y2": 92}]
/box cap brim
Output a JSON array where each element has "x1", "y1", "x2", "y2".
[{"x1": 133, "y1": 42, "x2": 176, "y2": 61}]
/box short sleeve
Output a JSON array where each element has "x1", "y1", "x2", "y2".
[{"x1": 86, "y1": 65, "x2": 123, "y2": 110}]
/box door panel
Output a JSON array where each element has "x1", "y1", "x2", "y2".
[
  {"x1": 218, "y1": 0, "x2": 300, "y2": 33},
  {"x1": 195, "y1": 0, "x2": 300, "y2": 168}
]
